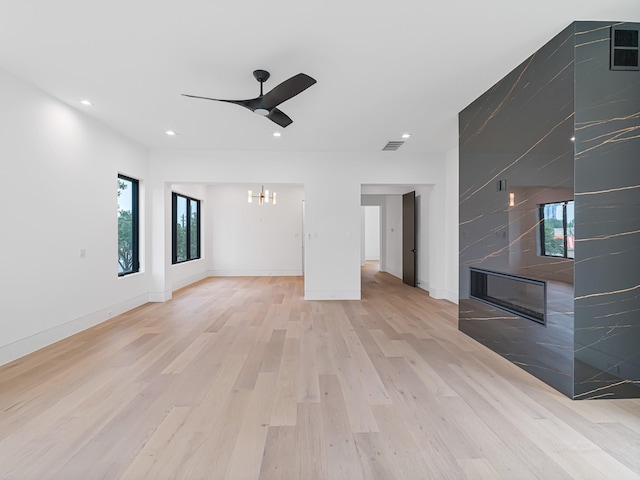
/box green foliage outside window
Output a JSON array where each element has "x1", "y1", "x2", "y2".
[
  {"x1": 172, "y1": 193, "x2": 200, "y2": 264},
  {"x1": 118, "y1": 177, "x2": 138, "y2": 275},
  {"x1": 543, "y1": 221, "x2": 564, "y2": 256}
]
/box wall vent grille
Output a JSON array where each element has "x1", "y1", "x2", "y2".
[
  {"x1": 611, "y1": 26, "x2": 639, "y2": 70},
  {"x1": 382, "y1": 141, "x2": 405, "y2": 151}
]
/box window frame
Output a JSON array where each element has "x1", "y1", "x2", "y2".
[
  {"x1": 172, "y1": 192, "x2": 201, "y2": 264},
  {"x1": 538, "y1": 200, "x2": 574, "y2": 259},
  {"x1": 117, "y1": 174, "x2": 140, "y2": 277}
]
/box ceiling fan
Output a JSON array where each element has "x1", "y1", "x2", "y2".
[{"x1": 182, "y1": 70, "x2": 316, "y2": 128}]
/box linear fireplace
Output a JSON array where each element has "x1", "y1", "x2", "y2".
[{"x1": 469, "y1": 268, "x2": 547, "y2": 325}]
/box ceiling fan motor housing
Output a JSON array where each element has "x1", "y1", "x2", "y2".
[{"x1": 253, "y1": 69, "x2": 270, "y2": 83}]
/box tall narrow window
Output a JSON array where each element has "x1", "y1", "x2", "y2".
[
  {"x1": 117, "y1": 175, "x2": 139, "y2": 276},
  {"x1": 189, "y1": 198, "x2": 199, "y2": 259},
  {"x1": 172, "y1": 193, "x2": 200, "y2": 264},
  {"x1": 539, "y1": 200, "x2": 574, "y2": 259}
]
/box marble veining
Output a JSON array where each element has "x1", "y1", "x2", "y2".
[
  {"x1": 460, "y1": 112, "x2": 575, "y2": 205},
  {"x1": 576, "y1": 184, "x2": 640, "y2": 195}
]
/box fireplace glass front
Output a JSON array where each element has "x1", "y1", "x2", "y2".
[{"x1": 470, "y1": 268, "x2": 546, "y2": 325}]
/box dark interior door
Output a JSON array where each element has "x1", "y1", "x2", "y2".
[{"x1": 402, "y1": 191, "x2": 416, "y2": 287}]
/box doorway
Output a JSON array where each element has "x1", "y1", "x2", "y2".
[
  {"x1": 402, "y1": 191, "x2": 416, "y2": 287},
  {"x1": 361, "y1": 184, "x2": 430, "y2": 291}
]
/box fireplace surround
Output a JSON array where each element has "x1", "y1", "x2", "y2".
[{"x1": 459, "y1": 20, "x2": 640, "y2": 399}]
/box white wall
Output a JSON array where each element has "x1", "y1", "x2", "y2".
[
  {"x1": 385, "y1": 196, "x2": 404, "y2": 279},
  {"x1": 207, "y1": 184, "x2": 304, "y2": 276},
  {"x1": 414, "y1": 186, "x2": 433, "y2": 291},
  {"x1": 361, "y1": 195, "x2": 388, "y2": 272},
  {"x1": 0, "y1": 68, "x2": 150, "y2": 365},
  {"x1": 445, "y1": 145, "x2": 460, "y2": 304},
  {"x1": 364, "y1": 206, "x2": 380, "y2": 261},
  {"x1": 360, "y1": 207, "x2": 367, "y2": 266}
]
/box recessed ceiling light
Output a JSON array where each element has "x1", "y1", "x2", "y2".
[
  {"x1": 402, "y1": 133, "x2": 411, "y2": 139},
  {"x1": 80, "y1": 100, "x2": 93, "y2": 106},
  {"x1": 570, "y1": 136, "x2": 576, "y2": 142},
  {"x1": 165, "y1": 130, "x2": 177, "y2": 136},
  {"x1": 273, "y1": 132, "x2": 281, "y2": 137}
]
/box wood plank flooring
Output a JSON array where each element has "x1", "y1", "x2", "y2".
[{"x1": 1, "y1": 262, "x2": 639, "y2": 479}]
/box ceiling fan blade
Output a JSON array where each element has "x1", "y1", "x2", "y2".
[
  {"x1": 259, "y1": 73, "x2": 316, "y2": 110},
  {"x1": 182, "y1": 72, "x2": 314, "y2": 127},
  {"x1": 181, "y1": 94, "x2": 255, "y2": 111},
  {"x1": 267, "y1": 108, "x2": 293, "y2": 128},
  {"x1": 183, "y1": 93, "x2": 292, "y2": 126}
]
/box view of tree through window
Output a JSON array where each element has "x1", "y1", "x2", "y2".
[
  {"x1": 539, "y1": 200, "x2": 574, "y2": 259},
  {"x1": 190, "y1": 199, "x2": 199, "y2": 259},
  {"x1": 117, "y1": 175, "x2": 139, "y2": 275},
  {"x1": 172, "y1": 193, "x2": 200, "y2": 264}
]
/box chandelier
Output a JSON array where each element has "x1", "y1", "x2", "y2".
[{"x1": 248, "y1": 185, "x2": 276, "y2": 205}]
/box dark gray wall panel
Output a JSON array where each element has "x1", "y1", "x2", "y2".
[{"x1": 573, "y1": 21, "x2": 640, "y2": 399}]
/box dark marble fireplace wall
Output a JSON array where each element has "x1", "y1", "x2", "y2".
[
  {"x1": 573, "y1": 21, "x2": 640, "y2": 399},
  {"x1": 459, "y1": 21, "x2": 640, "y2": 399}
]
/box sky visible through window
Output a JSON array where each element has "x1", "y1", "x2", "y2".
[
  {"x1": 118, "y1": 182, "x2": 132, "y2": 212},
  {"x1": 547, "y1": 201, "x2": 574, "y2": 221}
]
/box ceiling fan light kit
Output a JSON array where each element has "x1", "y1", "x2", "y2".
[{"x1": 182, "y1": 69, "x2": 316, "y2": 128}]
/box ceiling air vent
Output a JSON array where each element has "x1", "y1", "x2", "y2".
[{"x1": 382, "y1": 141, "x2": 405, "y2": 151}]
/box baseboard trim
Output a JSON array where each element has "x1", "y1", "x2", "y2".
[
  {"x1": 0, "y1": 293, "x2": 149, "y2": 367},
  {"x1": 173, "y1": 272, "x2": 208, "y2": 292},
  {"x1": 148, "y1": 291, "x2": 172, "y2": 302},
  {"x1": 208, "y1": 269, "x2": 303, "y2": 277},
  {"x1": 384, "y1": 270, "x2": 402, "y2": 280},
  {"x1": 429, "y1": 288, "x2": 458, "y2": 304},
  {"x1": 417, "y1": 278, "x2": 430, "y2": 293},
  {"x1": 304, "y1": 290, "x2": 361, "y2": 300}
]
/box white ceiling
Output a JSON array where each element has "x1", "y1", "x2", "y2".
[{"x1": 1, "y1": 0, "x2": 638, "y2": 155}]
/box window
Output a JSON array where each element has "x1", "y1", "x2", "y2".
[
  {"x1": 117, "y1": 175, "x2": 139, "y2": 276},
  {"x1": 172, "y1": 193, "x2": 200, "y2": 264},
  {"x1": 539, "y1": 200, "x2": 574, "y2": 259}
]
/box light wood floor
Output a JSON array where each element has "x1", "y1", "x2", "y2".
[{"x1": 1, "y1": 263, "x2": 639, "y2": 480}]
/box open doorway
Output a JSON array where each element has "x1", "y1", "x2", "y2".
[
  {"x1": 207, "y1": 183, "x2": 305, "y2": 277},
  {"x1": 361, "y1": 184, "x2": 432, "y2": 292}
]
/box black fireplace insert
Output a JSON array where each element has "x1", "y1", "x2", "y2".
[{"x1": 470, "y1": 267, "x2": 547, "y2": 325}]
